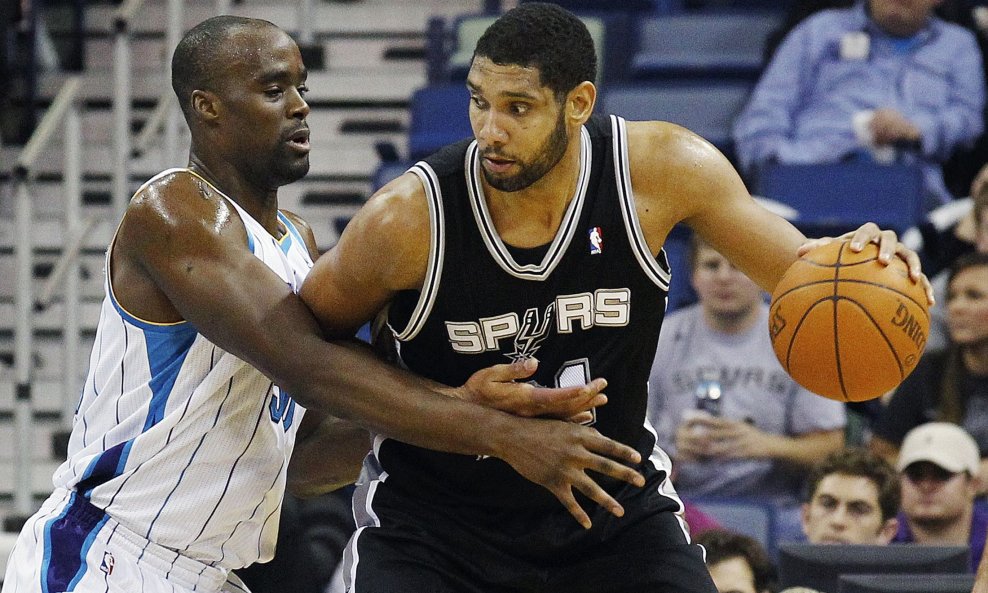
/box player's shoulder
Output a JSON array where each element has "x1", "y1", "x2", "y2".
[
  {"x1": 337, "y1": 169, "x2": 433, "y2": 264},
  {"x1": 623, "y1": 120, "x2": 733, "y2": 190},
  {"x1": 131, "y1": 169, "x2": 229, "y2": 220},
  {"x1": 121, "y1": 169, "x2": 243, "y2": 248}
]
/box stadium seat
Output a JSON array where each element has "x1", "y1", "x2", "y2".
[
  {"x1": 753, "y1": 163, "x2": 925, "y2": 236},
  {"x1": 690, "y1": 497, "x2": 778, "y2": 558},
  {"x1": 446, "y1": 14, "x2": 608, "y2": 83},
  {"x1": 408, "y1": 83, "x2": 473, "y2": 161},
  {"x1": 630, "y1": 12, "x2": 782, "y2": 80},
  {"x1": 600, "y1": 80, "x2": 753, "y2": 159},
  {"x1": 371, "y1": 160, "x2": 412, "y2": 191}
]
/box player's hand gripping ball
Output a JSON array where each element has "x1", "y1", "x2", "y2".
[{"x1": 769, "y1": 240, "x2": 929, "y2": 402}]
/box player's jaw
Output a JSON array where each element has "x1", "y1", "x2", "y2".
[{"x1": 479, "y1": 111, "x2": 569, "y2": 193}]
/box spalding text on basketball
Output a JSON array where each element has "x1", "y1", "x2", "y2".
[
  {"x1": 769, "y1": 306, "x2": 786, "y2": 339},
  {"x1": 890, "y1": 301, "x2": 927, "y2": 351}
]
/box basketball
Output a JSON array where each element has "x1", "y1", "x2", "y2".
[{"x1": 768, "y1": 240, "x2": 929, "y2": 402}]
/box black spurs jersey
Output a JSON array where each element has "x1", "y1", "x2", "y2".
[{"x1": 373, "y1": 115, "x2": 672, "y2": 511}]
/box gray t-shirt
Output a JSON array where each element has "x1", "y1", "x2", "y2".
[{"x1": 647, "y1": 303, "x2": 846, "y2": 507}]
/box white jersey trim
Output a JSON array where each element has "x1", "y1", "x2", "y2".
[
  {"x1": 391, "y1": 163, "x2": 446, "y2": 342},
  {"x1": 464, "y1": 127, "x2": 592, "y2": 281},
  {"x1": 610, "y1": 115, "x2": 672, "y2": 290}
]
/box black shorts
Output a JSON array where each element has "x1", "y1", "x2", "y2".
[{"x1": 341, "y1": 465, "x2": 716, "y2": 593}]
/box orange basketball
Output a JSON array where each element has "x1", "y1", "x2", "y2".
[{"x1": 768, "y1": 240, "x2": 929, "y2": 402}]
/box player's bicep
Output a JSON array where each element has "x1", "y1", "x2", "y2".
[{"x1": 126, "y1": 192, "x2": 320, "y2": 371}]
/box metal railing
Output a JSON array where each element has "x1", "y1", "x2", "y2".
[
  {"x1": 11, "y1": 76, "x2": 84, "y2": 516},
  {"x1": 10, "y1": 0, "x2": 317, "y2": 518}
]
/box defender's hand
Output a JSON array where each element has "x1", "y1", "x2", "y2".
[
  {"x1": 455, "y1": 358, "x2": 607, "y2": 420},
  {"x1": 797, "y1": 222, "x2": 933, "y2": 306},
  {"x1": 496, "y1": 417, "x2": 645, "y2": 529}
]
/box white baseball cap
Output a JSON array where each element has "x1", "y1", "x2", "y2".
[{"x1": 896, "y1": 422, "x2": 980, "y2": 475}]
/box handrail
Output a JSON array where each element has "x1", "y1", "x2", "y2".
[
  {"x1": 12, "y1": 76, "x2": 84, "y2": 516},
  {"x1": 132, "y1": 92, "x2": 176, "y2": 159},
  {"x1": 113, "y1": 0, "x2": 146, "y2": 29},
  {"x1": 35, "y1": 217, "x2": 101, "y2": 310},
  {"x1": 14, "y1": 77, "x2": 83, "y2": 179}
]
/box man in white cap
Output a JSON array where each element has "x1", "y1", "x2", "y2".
[{"x1": 893, "y1": 422, "x2": 988, "y2": 570}]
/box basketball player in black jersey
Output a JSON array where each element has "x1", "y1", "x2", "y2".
[{"x1": 300, "y1": 4, "x2": 933, "y2": 592}]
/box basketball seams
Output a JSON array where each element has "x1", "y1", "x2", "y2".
[
  {"x1": 836, "y1": 297, "x2": 907, "y2": 380},
  {"x1": 773, "y1": 280, "x2": 928, "y2": 317},
  {"x1": 770, "y1": 240, "x2": 928, "y2": 402}
]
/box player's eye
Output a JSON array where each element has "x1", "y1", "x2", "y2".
[
  {"x1": 265, "y1": 87, "x2": 284, "y2": 98},
  {"x1": 297, "y1": 85, "x2": 309, "y2": 97}
]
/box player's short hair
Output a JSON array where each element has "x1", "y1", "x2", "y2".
[
  {"x1": 695, "y1": 529, "x2": 775, "y2": 593},
  {"x1": 804, "y1": 448, "x2": 900, "y2": 522},
  {"x1": 473, "y1": 2, "x2": 597, "y2": 101},
  {"x1": 171, "y1": 15, "x2": 275, "y2": 119}
]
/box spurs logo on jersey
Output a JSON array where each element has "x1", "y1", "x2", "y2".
[
  {"x1": 445, "y1": 288, "x2": 631, "y2": 355},
  {"x1": 509, "y1": 303, "x2": 556, "y2": 361}
]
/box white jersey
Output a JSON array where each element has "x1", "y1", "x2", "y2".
[{"x1": 51, "y1": 168, "x2": 313, "y2": 570}]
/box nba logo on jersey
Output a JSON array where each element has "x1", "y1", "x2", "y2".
[
  {"x1": 100, "y1": 551, "x2": 115, "y2": 575},
  {"x1": 589, "y1": 227, "x2": 603, "y2": 255}
]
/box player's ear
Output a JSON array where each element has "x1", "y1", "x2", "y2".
[
  {"x1": 566, "y1": 81, "x2": 596, "y2": 126},
  {"x1": 191, "y1": 89, "x2": 221, "y2": 123}
]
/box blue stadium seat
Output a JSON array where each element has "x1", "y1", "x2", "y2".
[
  {"x1": 445, "y1": 13, "x2": 608, "y2": 83},
  {"x1": 371, "y1": 160, "x2": 412, "y2": 191},
  {"x1": 753, "y1": 163, "x2": 925, "y2": 236},
  {"x1": 630, "y1": 12, "x2": 782, "y2": 80},
  {"x1": 690, "y1": 497, "x2": 778, "y2": 558},
  {"x1": 408, "y1": 84, "x2": 473, "y2": 160},
  {"x1": 600, "y1": 80, "x2": 753, "y2": 159}
]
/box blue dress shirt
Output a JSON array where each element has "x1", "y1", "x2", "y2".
[{"x1": 733, "y1": 2, "x2": 985, "y2": 207}]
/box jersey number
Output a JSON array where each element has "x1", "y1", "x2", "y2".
[
  {"x1": 269, "y1": 387, "x2": 296, "y2": 431},
  {"x1": 555, "y1": 358, "x2": 596, "y2": 426}
]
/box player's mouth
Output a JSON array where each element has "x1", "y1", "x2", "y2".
[
  {"x1": 286, "y1": 127, "x2": 310, "y2": 153},
  {"x1": 483, "y1": 156, "x2": 515, "y2": 174}
]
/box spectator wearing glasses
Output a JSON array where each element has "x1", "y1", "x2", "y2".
[{"x1": 893, "y1": 422, "x2": 988, "y2": 570}]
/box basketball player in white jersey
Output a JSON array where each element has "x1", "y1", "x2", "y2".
[{"x1": 1, "y1": 16, "x2": 648, "y2": 593}]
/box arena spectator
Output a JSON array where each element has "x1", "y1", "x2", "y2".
[
  {"x1": 893, "y1": 422, "x2": 988, "y2": 570},
  {"x1": 734, "y1": 0, "x2": 985, "y2": 209},
  {"x1": 799, "y1": 448, "x2": 900, "y2": 545},
  {"x1": 906, "y1": 168, "x2": 988, "y2": 351},
  {"x1": 871, "y1": 252, "x2": 988, "y2": 490},
  {"x1": 647, "y1": 235, "x2": 845, "y2": 541},
  {"x1": 695, "y1": 529, "x2": 776, "y2": 593}
]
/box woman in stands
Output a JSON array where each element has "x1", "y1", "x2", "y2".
[{"x1": 870, "y1": 252, "x2": 988, "y2": 491}]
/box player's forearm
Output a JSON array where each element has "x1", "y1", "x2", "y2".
[{"x1": 281, "y1": 336, "x2": 524, "y2": 459}]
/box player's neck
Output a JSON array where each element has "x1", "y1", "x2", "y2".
[
  {"x1": 187, "y1": 158, "x2": 280, "y2": 235},
  {"x1": 483, "y1": 140, "x2": 581, "y2": 248}
]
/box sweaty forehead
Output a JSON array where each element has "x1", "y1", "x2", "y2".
[{"x1": 218, "y1": 25, "x2": 297, "y2": 77}]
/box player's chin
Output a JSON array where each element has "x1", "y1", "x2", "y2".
[{"x1": 273, "y1": 159, "x2": 310, "y2": 186}]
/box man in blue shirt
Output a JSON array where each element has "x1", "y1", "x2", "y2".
[{"x1": 734, "y1": 0, "x2": 985, "y2": 208}]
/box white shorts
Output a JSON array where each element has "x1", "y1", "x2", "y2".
[{"x1": 2, "y1": 489, "x2": 249, "y2": 593}]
